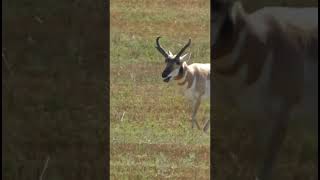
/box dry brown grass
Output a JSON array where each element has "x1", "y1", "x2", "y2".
[{"x1": 110, "y1": 0, "x2": 210, "y2": 178}]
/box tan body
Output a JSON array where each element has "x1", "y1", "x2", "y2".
[{"x1": 176, "y1": 62, "x2": 210, "y2": 130}]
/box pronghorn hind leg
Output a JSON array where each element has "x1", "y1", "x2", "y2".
[
  {"x1": 203, "y1": 118, "x2": 210, "y2": 132},
  {"x1": 191, "y1": 98, "x2": 201, "y2": 130},
  {"x1": 203, "y1": 106, "x2": 210, "y2": 132}
]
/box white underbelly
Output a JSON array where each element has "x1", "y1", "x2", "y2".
[
  {"x1": 232, "y1": 60, "x2": 318, "y2": 125},
  {"x1": 227, "y1": 63, "x2": 272, "y2": 118},
  {"x1": 234, "y1": 79, "x2": 270, "y2": 119}
]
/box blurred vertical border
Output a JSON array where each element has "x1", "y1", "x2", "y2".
[
  {"x1": 210, "y1": 0, "x2": 318, "y2": 179},
  {"x1": 2, "y1": 0, "x2": 110, "y2": 179}
]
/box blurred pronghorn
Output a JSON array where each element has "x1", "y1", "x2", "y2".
[
  {"x1": 212, "y1": 0, "x2": 318, "y2": 179},
  {"x1": 155, "y1": 37, "x2": 210, "y2": 130}
]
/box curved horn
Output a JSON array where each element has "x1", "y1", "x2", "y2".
[
  {"x1": 155, "y1": 36, "x2": 169, "y2": 58},
  {"x1": 176, "y1": 39, "x2": 191, "y2": 59}
]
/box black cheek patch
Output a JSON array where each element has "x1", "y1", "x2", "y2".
[{"x1": 162, "y1": 65, "x2": 173, "y2": 78}]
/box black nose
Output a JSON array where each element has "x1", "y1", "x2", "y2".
[{"x1": 162, "y1": 71, "x2": 169, "y2": 78}]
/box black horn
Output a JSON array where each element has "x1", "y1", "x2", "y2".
[
  {"x1": 155, "y1": 36, "x2": 169, "y2": 58},
  {"x1": 176, "y1": 39, "x2": 191, "y2": 59}
]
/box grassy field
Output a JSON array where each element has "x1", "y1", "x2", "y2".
[{"x1": 110, "y1": 0, "x2": 210, "y2": 179}]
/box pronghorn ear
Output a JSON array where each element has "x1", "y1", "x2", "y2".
[{"x1": 179, "y1": 53, "x2": 188, "y2": 61}]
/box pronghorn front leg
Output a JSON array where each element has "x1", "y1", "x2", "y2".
[
  {"x1": 256, "y1": 101, "x2": 291, "y2": 180},
  {"x1": 191, "y1": 97, "x2": 201, "y2": 129}
]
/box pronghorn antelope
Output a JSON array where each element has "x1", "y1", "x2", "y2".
[
  {"x1": 212, "y1": 0, "x2": 318, "y2": 180},
  {"x1": 155, "y1": 37, "x2": 210, "y2": 130}
]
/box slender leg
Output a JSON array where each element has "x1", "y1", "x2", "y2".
[
  {"x1": 203, "y1": 118, "x2": 210, "y2": 132},
  {"x1": 256, "y1": 101, "x2": 290, "y2": 180},
  {"x1": 202, "y1": 105, "x2": 210, "y2": 132},
  {"x1": 191, "y1": 98, "x2": 201, "y2": 129}
]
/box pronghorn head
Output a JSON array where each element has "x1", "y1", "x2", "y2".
[
  {"x1": 155, "y1": 37, "x2": 191, "y2": 82},
  {"x1": 212, "y1": 0, "x2": 246, "y2": 59}
]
